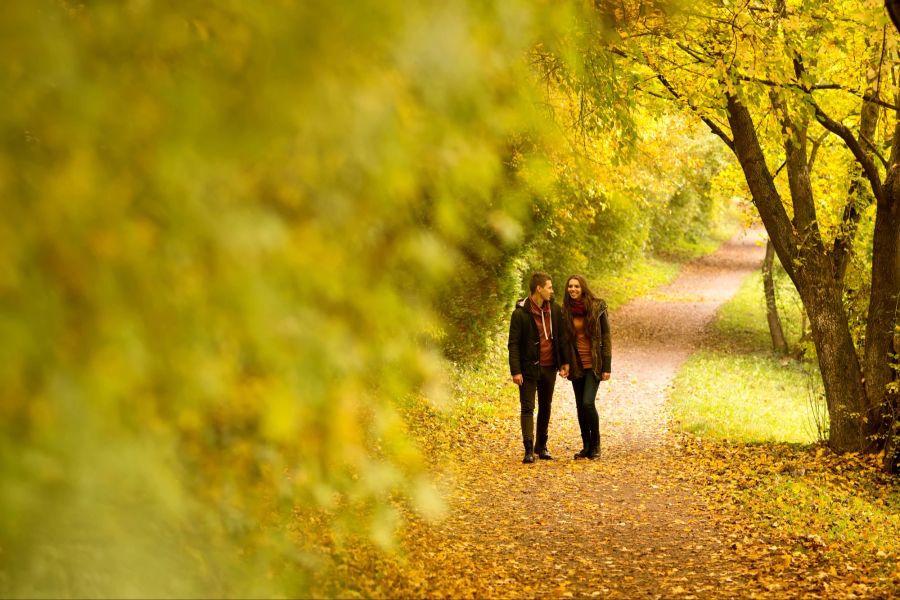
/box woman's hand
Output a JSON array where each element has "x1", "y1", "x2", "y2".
[{"x1": 601, "y1": 372, "x2": 610, "y2": 381}]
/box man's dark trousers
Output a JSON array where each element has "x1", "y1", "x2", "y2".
[{"x1": 519, "y1": 365, "x2": 557, "y2": 453}]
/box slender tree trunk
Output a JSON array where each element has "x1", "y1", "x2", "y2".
[
  {"x1": 762, "y1": 240, "x2": 788, "y2": 356},
  {"x1": 725, "y1": 93, "x2": 869, "y2": 452},
  {"x1": 832, "y1": 42, "x2": 881, "y2": 285},
  {"x1": 871, "y1": 113, "x2": 900, "y2": 462},
  {"x1": 885, "y1": 331, "x2": 900, "y2": 472}
]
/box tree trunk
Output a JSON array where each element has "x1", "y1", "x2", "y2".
[
  {"x1": 762, "y1": 240, "x2": 788, "y2": 356},
  {"x1": 832, "y1": 45, "x2": 881, "y2": 285},
  {"x1": 725, "y1": 93, "x2": 869, "y2": 452},
  {"x1": 871, "y1": 116, "x2": 900, "y2": 463},
  {"x1": 794, "y1": 251, "x2": 868, "y2": 451},
  {"x1": 884, "y1": 330, "x2": 900, "y2": 472}
]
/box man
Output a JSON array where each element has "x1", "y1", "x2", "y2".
[{"x1": 508, "y1": 272, "x2": 570, "y2": 464}]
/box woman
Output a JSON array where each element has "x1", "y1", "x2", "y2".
[{"x1": 561, "y1": 275, "x2": 611, "y2": 459}]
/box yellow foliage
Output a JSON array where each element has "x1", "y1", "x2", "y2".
[{"x1": 0, "y1": 0, "x2": 588, "y2": 596}]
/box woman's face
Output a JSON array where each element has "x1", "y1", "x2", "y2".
[{"x1": 567, "y1": 278, "x2": 582, "y2": 300}]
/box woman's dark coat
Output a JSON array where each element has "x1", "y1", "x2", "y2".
[{"x1": 562, "y1": 298, "x2": 611, "y2": 380}]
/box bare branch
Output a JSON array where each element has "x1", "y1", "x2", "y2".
[
  {"x1": 774, "y1": 160, "x2": 787, "y2": 177},
  {"x1": 675, "y1": 43, "x2": 714, "y2": 65}
]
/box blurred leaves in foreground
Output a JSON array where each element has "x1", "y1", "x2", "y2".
[{"x1": 0, "y1": 0, "x2": 586, "y2": 595}]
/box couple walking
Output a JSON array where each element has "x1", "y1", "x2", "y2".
[{"x1": 508, "y1": 272, "x2": 611, "y2": 464}]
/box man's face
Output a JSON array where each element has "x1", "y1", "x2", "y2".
[{"x1": 537, "y1": 279, "x2": 553, "y2": 302}]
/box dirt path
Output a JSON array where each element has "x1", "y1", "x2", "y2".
[{"x1": 336, "y1": 230, "x2": 773, "y2": 598}]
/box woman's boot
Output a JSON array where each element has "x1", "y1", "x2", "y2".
[
  {"x1": 587, "y1": 430, "x2": 601, "y2": 459},
  {"x1": 523, "y1": 439, "x2": 535, "y2": 464},
  {"x1": 574, "y1": 432, "x2": 590, "y2": 459}
]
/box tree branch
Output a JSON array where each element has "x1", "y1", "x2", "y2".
[
  {"x1": 810, "y1": 100, "x2": 885, "y2": 202},
  {"x1": 862, "y1": 131, "x2": 890, "y2": 168},
  {"x1": 648, "y1": 60, "x2": 900, "y2": 111},
  {"x1": 654, "y1": 72, "x2": 735, "y2": 151},
  {"x1": 807, "y1": 130, "x2": 830, "y2": 171},
  {"x1": 609, "y1": 44, "x2": 736, "y2": 149}
]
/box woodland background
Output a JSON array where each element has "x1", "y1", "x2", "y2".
[{"x1": 2, "y1": 0, "x2": 898, "y2": 597}]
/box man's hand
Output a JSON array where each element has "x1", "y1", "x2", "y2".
[
  {"x1": 601, "y1": 372, "x2": 611, "y2": 381},
  {"x1": 512, "y1": 374, "x2": 524, "y2": 386},
  {"x1": 559, "y1": 364, "x2": 569, "y2": 379}
]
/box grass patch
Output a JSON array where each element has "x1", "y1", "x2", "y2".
[
  {"x1": 713, "y1": 270, "x2": 806, "y2": 354},
  {"x1": 449, "y1": 344, "x2": 518, "y2": 423},
  {"x1": 593, "y1": 256, "x2": 682, "y2": 310},
  {"x1": 669, "y1": 352, "x2": 818, "y2": 444},
  {"x1": 670, "y1": 252, "x2": 822, "y2": 444}
]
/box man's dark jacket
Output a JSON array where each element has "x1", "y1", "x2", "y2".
[{"x1": 508, "y1": 297, "x2": 569, "y2": 380}]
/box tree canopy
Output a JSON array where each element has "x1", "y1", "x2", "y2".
[{"x1": 562, "y1": 0, "x2": 900, "y2": 457}]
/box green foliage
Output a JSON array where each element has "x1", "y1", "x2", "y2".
[
  {"x1": 0, "y1": 1, "x2": 593, "y2": 596},
  {"x1": 670, "y1": 259, "x2": 823, "y2": 444},
  {"x1": 519, "y1": 114, "x2": 737, "y2": 286},
  {"x1": 593, "y1": 256, "x2": 683, "y2": 309},
  {"x1": 670, "y1": 352, "x2": 818, "y2": 444},
  {"x1": 714, "y1": 269, "x2": 807, "y2": 355}
]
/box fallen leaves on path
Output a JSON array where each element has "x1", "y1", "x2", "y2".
[
  {"x1": 302, "y1": 234, "x2": 899, "y2": 599},
  {"x1": 678, "y1": 435, "x2": 900, "y2": 599},
  {"x1": 306, "y1": 429, "x2": 899, "y2": 599}
]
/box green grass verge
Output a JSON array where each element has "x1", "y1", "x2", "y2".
[
  {"x1": 592, "y1": 256, "x2": 683, "y2": 310},
  {"x1": 669, "y1": 352, "x2": 818, "y2": 444},
  {"x1": 713, "y1": 270, "x2": 806, "y2": 354},
  {"x1": 669, "y1": 258, "x2": 822, "y2": 444}
]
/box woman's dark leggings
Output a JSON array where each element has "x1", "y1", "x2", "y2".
[{"x1": 571, "y1": 370, "x2": 601, "y2": 451}]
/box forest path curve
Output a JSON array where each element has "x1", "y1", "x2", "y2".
[{"x1": 340, "y1": 230, "x2": 776, "y2": 599}]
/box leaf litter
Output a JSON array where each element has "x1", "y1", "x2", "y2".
[{"x1": 308, "y1": 231, "x2": 899, "y2": 598}]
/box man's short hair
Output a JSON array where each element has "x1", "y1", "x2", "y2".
[{"x1": 529, "y1": 272, "x2": 551, "y2": 294}]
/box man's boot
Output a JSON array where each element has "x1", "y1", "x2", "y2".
[
  {"x1": 523, "y1": 439, "x2": 535, "y2": 464},
  {"x1": 520, "y1": 414, "x2": 535, "y2": 462}
]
